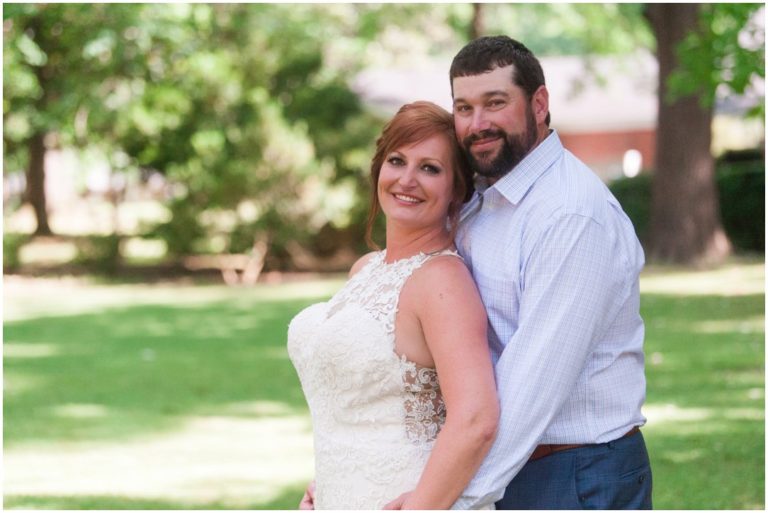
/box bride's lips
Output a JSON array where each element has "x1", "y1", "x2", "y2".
[{"x1": 392, "y1": 192, "x2": 424, "y2": 205}]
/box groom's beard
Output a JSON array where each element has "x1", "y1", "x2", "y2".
[{"x1": 462, "y1": 107, "x2": 538, "y2": 180}]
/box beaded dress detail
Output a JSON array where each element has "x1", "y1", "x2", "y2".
[{"x1": 287, "y1": 250, "x2": 457, "y2": 509}]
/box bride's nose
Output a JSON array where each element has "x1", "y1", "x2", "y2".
[{"x1": 397, "y1": 165, "x2": 418, "y2": 187}]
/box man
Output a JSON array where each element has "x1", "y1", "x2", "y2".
[
  {"x1": 383, "y1": 35, "x2": 651, "y2": 510},
  {"x1": 448, "y1": 35, "x2": 652, "y2": 509}
]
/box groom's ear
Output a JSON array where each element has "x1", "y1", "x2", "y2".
[{"x1": 531, "y1": 85, "x2": 549, "y2": 126}]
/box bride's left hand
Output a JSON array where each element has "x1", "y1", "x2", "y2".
[
  {"x1": 299, "y1": 480, "x2": 316, "y2": 510},
  {"x1": 383, "y1": 491, "x2": 411, "y2": 510}
]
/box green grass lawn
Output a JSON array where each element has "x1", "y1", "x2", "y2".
[
  {"x1": 3, "y1": 258, "x2": 764, "y2": 509},
  {"x1": 639, "y1": 259, "x2": 764, "y2": 509}
]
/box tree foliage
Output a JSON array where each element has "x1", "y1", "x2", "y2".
[
  {"x1": 3, "y1": 4, "x2": 147, "y2": 233},
  {"x1": 667, "y1": 3, "x2": 764, "y2": 117},
  {"x1": 4, "y1": 4, "x2": 763, "y2": 269},
  {"x1": 478, "y1": 3, "x2": 654, "y2": 57},
  {"x1": 3, "y1": 4, "x2": 143, "y2": 148},
  {"x1": 4, "y1": 4, "x2": 468, "y2": 265}
]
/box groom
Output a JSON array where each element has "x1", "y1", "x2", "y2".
[{"x1": 389, "y1": 35, "x2": 652, "y2": 509}]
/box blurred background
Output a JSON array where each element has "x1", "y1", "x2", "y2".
[{"x1": 3, "y1": 3, "x2": 765, "y2": 510}]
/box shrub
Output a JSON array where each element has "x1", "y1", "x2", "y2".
[
  {"x1": 717, "y1": 159, "x2": 764, "y2": 252},
  {"x1": 609, "y1": 157, "x2": 765, "y2": 253},
  {"x1": 609, "y1": 173, "x2": 652, "y2": 246},
  {"x1": 148, "y1": 199, "x2": 206, "y2": 258},
  {"x1": 3, "y1": 232, "x2": 30, "y2": 272},
  {"x1": 74, "y1": 234, "x2": 123, "y2": 274}
]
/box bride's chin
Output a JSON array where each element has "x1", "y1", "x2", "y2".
[{"x1": 388, "y1": 219, "x2": 447, "y2": 235}]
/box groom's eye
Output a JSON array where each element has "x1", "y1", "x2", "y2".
[{"x1": 454, "y1": 103, "x2": 472, "y2": 114}]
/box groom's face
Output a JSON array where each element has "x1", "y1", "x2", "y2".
[{"x1": 452, "y1": 65, "x2": 540, "y2": 183}]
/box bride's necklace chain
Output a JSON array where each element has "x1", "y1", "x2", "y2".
[{"x1": 383, "y1": 245, "x2": 454, "y2": 264}]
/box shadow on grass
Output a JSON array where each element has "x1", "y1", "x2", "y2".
[
  {"x1": 641, "y1": 292, "x2": 764, "y2": 509},
  {"x1": 4, "y1": 484, "x2": 305, "y2": 510},
  {"x1": 642, "y1": 293, "x2": 764, "y2": 408},
  {"x1": 4, "y1": 294, "x2": 324, "y2": 446},
  {"x1": 646, "y1": 421, "x2": 764, "y2": 509}
]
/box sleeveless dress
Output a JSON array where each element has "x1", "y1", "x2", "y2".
[{"x1": 287, "y1": 250, "x2": 457, "y2": 509}]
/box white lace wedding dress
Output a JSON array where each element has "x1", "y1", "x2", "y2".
[{"x1": 287, "y1": 250, "x2": 456, "y2": 509}]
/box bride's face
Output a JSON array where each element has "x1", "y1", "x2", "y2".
[{"x1": 377, "y1": 134, "x2": 455, "y2": 232}]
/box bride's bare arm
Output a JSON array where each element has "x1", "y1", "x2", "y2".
[{"x1": 396, "y1": 257, "x2": 499, "y2": 509}]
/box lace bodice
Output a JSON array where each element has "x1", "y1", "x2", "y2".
[{"x1": 287, "y1": 250, "x2": 456, "y2": 509}]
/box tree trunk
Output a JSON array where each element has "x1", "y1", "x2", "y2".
[
  {"x1": 646, "y1": 3, "x2": 730, "y2": 265},
  {"x1": 26, "y1": 14, "x2": 53, "y2": 236},
  {"x1": 469, "y1": 3, "x2": 484, "y2": 40},
  {"x1": 26, "y1": 131, "x2": 52, "y2": 235}
]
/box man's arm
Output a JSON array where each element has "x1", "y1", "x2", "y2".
[{"x1": 453, "y1": 214, "x2": 630, "y2": 508}]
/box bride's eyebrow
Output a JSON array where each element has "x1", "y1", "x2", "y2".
[{"x1": 419, "y1": 157, "x2": 445, "y2": 167}]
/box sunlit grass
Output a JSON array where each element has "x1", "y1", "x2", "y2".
[
  {"x1": 3, "y1": 257, "x2": 764, "y2": 509},
  {"x1": 4, "y1": 275, "x2": 346, "y2": 322},
  {"x1": 4, "y1": 279, "x2": 344, "y2": 444},
  {"x1": 641, "y1": 257, "x2": 764, "y2": 296},
  {"x1": 639, "y1": 257, "x2": 764, "y2": 509},
  {"x1": 4, "y1": 276, "x2": 342, "y2": 509},
  {"x1": 5, "y1": 414, "x2": 314, "y2": 509}
]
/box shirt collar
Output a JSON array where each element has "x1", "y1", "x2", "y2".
[{"x1": 485, "y1": 129, "x2": 564, "y2": 206}]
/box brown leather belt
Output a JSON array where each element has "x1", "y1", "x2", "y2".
[{"x1": 529, "y1": 426, "x2": 640, "y2": 462}]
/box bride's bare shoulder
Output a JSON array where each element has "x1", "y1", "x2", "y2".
[
  {"x1": 404, "y1": 254, "x2": 483, "y2": 310},
  {"x1": 349, "y1": 251, "x2": 378, "y2": 278}
]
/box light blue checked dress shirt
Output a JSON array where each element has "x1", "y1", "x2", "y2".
[{"x1": 453, "y1": 130, "x2": 647, "y2": 509}]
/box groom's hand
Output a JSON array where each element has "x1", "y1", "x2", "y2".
[
  {"x1": 383, "y1": 491, "x2": 412, "y2": 510},
  {"x1": 299, "y1": 480, "x2": 316, "y2": 510}
]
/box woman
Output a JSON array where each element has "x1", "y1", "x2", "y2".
[{"x1": 287, "y1": 101, "x2": 498, "y2": 509}]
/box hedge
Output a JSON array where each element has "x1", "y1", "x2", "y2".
[{"x1": 610, "y1": 158, "x2": 764, "y2": 253}]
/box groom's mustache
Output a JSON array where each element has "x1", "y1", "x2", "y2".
[{"x1": 462, "y1": 129, "x2": 507, "y2": 149}]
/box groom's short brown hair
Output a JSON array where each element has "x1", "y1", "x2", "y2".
[{"x1": 450, "y1": 35, "x2": 550, "y2": 126}]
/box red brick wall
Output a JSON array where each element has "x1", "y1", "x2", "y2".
[{"x1": 558, "y1": 129, "x2": 656, "y2": 180}]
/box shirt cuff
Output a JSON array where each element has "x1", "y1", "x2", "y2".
[{"x1": 451, "y1": 495, "x2": 497, "y2": 510}]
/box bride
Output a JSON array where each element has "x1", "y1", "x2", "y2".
[{"x1": 288, "y1": 101, "x2": 498, "y2": 509}]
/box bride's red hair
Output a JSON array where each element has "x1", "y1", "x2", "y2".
[{"x1": 365, "y1": 101, "x2": 473, "y2": 249}]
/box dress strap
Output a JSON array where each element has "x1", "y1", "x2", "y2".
[{"x1": 425, "y1": 248, "x2": 463, "y2": 261}]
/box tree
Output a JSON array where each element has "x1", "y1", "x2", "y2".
[
  {"x1": 4, "y1": 4, "x2": 469, "y2": 269},
  {"x1": 3, "y1": 4, "x2": 145, "y2": 235},
  {"x1": 106, "y1": 4, "x2": 384, "y2": 263},
  {"x1": 469, "y1": 4, "x2": 485, "y2": 41},
  {"x1": 114, "y1": 4, "x2": 470, "y2": 264},
  {"x1": 645, "y1": 3, "x2": 763, "y2": 264}
]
